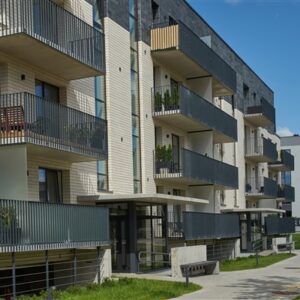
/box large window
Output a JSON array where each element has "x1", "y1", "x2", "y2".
[{"x1": 39, "y1": 168, "x2": 63, "y2": 203}]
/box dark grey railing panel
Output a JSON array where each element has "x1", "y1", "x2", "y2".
[
  {"x1": 264, "y1": 177, "x2": 278, "y2": 198},
  {"x1": 281, "y1": 150, "x2": 295, "y2": 171},
  {"x1": 246, "y1": 98, "x2": 275, "y2": 125},
  {"x1": 263, "y1": 138, "x2": 278, "y2": 162},
  {"x1": 182, "y1": 149, "x2": 239, "y2": 189},
  {"x1": 152, "y1": 85, "x2": 237, "y2": 141},
  {"x1": 183, "y1": 212, "x2": 240, "y2": 240},
  {"x1": 178, "y1": 22, "x2": 236, "y2": 93},
  {"x1": 0, "y1": 0, "x2": 104, "y2": 72},
  {"x1": 0, "y1": 93, "x2": 107, "y2": 159},
  {"x1": 0, "y1": 199, "x2": 110, "y2": 249},
  {"x1": 265, "y1": 216, "x2": 295, "y2": 235},
  {"x1": 278, "y1": 185, "x2": 295, "y2": 202}
]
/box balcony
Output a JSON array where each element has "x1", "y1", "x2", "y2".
[
  {"x1": 269, "y1": 150, "x2": 295, "y2": 172},
  {"x1": 245, "y1": 137, "x2": 277, "y2": 163},
  {"x1": 265, "y1": 216, "x2": 295, "y2": 235},
  {"x1": 278, "y1": 185, "x2": 295, "y2": 202},
  {"x1": 151, "y1": 22, "x2": 236, "y2": 96},
  {"x1": 246, "y1": 177, "x2": 278, "y2": 200},
  {"x1": 0, "y1": 199, "x2": 110, "y2": 252},
  {"x1": 154, "y1": 147, "x2": 238, "y2": 189},
  {"x1": 0, "y1": 93, "x2": 107, "y2": 162},
  {"x1": 244, "y1": 98, "x2": 275, "y2": 128},
  {"x1": 0, "y1": 0, "x2": 104, "y2": 80},
  {"x1": 183, "y1": 212, "x2": 240, "y2": 240},
  {"x1": 152, "y1": 85, "x2": 237, "y2": 143}
]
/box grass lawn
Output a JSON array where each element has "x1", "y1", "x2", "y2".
[
  {"x1": 220, "y1": 253, "x2": 296, "y2": 272},
  {"x1": 16, "y1": 278, "x2": 201, "y2": 300},
  {"x1": 293, "y1": 233, "x2": 300, "y2": 249}
]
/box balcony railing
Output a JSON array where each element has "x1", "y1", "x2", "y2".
[
  {"x1": 183, "y1": 212, "x2": 240, "y2": 240},
  {"x1": 152, "y1": 85, "x2": 237, "y2": 143},
  {"x1": 278, "y1": 185, "x2": 295, "y2": 202},
  {"x1": 0, "y1": 93, "x2": 107, "y2": 160},
  {"x1": 265, "y1": 216, "x2": 295, "y2": 235},
  {"x1": 154, "y1": 147, "x2": 238, "y2": 189},
  {"x1": 151, "y1": 21, "x2": 236, "y2": 95},
  {"x1": 269, "y1": 150, "x2": 295, "y2": 171},
  {"x1": 246, "y1": 177, "x2": 278, "y2": 199},
  {"x1": 245, "y1": 98, "x2": 275, "y2": 127},
  {"x1": 245, "y1": 136, "x2": 277, "y2": 162},
  {"x1": 0, "y1": 199, "x2": 110, "y2": 252},
  {"x1": 0, "y1": 0, "x2": 104, "y2": 79}
]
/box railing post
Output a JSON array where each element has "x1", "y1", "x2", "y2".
[
  {"x1": 73, "y1": 249, "x2": 77, "y2": 286},
  {"x1": 12, "y1": 252, "x2": 16, "y2": 300}
]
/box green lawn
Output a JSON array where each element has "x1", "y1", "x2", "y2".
[
  {"x1": 293, "y1": 234, "x2": 300, "y2": 249},
  {"x1": 220, "y1": 253, "x2": 296, "y2": 272},
  {"x1": 16, "y1": 278, "x2": 201, "y2": 300}
]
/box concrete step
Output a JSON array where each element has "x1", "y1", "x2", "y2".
[{"x1": 259, "y1": 250, "x2": 276, "y2": 257}]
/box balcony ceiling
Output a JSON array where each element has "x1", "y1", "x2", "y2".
[
  {"x1": 152, "y1": 51, "x2": 232, "y2": 97},
  {"x1": 245, "y1": 153, "x2": 275, "y2": 163},
  {"x1": 153, "y1": 113, "x2": 235, "y2": 144},
  {"x1": 244, "y1": 113, "x2": 273, "y2": 128},
  {"x1": 0, "y1": 34, "x2": 103, "y2": 80}
]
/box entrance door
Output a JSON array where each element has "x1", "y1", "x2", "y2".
[
  {"x1": 110, "y1": 216, "x2": 128, "y2": 271},
  {"x1": 39, "y1": 168, "x2": 63, "y2": 203}
]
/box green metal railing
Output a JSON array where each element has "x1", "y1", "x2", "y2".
[{"x1": 0, "y1": 199, "x2": 110, "y2": 252}]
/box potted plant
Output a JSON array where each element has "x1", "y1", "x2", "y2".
[
  {"x1": 171, "y1": 87, "x2": 180, "y2": 109},
  {"x1": 163, "y1": 90, "x2": 172, "y2": 111},
  {"x1": 155, "y1": 144, "x2": 173, "y2": 174},
  {"x1": 154, "y1": 91, "x2": 163, "y2": 112},
  {"x1": 0, "y1": 206, "x2": 19, "y2": 244}
]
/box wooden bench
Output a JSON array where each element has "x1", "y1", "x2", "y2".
[{"x1": 181, "y1": 261, "x2": 219, "y2": 277}]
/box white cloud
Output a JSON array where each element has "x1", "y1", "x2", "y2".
[{"x1": 277, "y1": 127, "x2": 294, "y2": 137}]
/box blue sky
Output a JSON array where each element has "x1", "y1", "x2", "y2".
[{"x1": 187, "y1": 0, "x2": 300, "y2": 136}]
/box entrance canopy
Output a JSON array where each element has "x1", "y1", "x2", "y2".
[{"x1": 78, "y1": 193, "x2": 209, "y2": 206}]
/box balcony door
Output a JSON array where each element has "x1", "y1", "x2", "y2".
[
  {"x1": 35, "y1": 80, "x2": 60, "y2": 138},
  {"x1": 172, "y1": 134, "x2": 180, "y2": 172},
  {"x1": 39, "y1": 168, "x2": 63, "y2": 203}
]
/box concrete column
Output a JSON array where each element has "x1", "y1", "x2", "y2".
[
  {"x1": 247, "y1": 212, "x2": 252, "y2": 251},
  {"x1": 128, "y1": 202, "x2": 138, "y2": 273}
]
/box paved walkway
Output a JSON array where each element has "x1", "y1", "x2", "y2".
[{"x1": 174, "y1": 251, "x2": 300, "y2": 299}]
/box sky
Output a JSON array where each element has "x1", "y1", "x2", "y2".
[{"x1": 187, "y1": 0, "x2": 300, "y2": 137}]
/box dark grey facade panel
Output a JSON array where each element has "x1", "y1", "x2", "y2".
[
  {"x1": 103, "y1": 0, "x2": 129, "y2": 30},
  {"x1": 183, "y1": 212, "x2": 240, "y2": 240},
  {"x1": 265, "y1": 216, "x2": 295, "y2": 235}
]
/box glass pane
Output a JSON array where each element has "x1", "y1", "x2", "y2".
[
  {"x1": 98, "y1": 174, "x2": 108, "y2": 191},
  {"x1": 47, "y1": 170, "x2": 61, "y2": 203},
  {"x1": 35, "y1": 80, "x2": 43, "y2": 97},
  {"x1": 129, "y1": 16, "x2": 137, "y2": 49},
  {"x1": 131, "y1": 49, "x2": 138, "y2": 72},
  {"x1": 129, "y1": 0, "x2": 136, "y2": 16},
  {"x1": 132, "y1": 136, "x2": 141, "y2": 180},
  {"x1": 95, "y1": 76, "x2": 105, "y2": 101},
  {"x1": 132, "y1": 115, "x2": 139, "y2": 136},
  {"x1": 44, "y1": 83, "x2": 59, "y2": 103},
  {"x1": 96, "y1": 99, "x2": 106, "y2": 119},
  {"x1": 39, "y1": 169, "x2": 47, "y2": 203},
  {"x1": 97, "y1": 160, "x2": 106, "y2": 174}
]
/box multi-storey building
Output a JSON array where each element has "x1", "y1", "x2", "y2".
[
  {"x1": 281, "y1": 135, "x2": 300, "y2": 217},
  {"x1": 0, "y1": 0, "x2": 296, "y2": 296}
]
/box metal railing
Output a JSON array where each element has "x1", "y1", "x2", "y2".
[
  {"x1": 0, "y1": 93, "x2": 107, "y2": 159},
  {"x1": 245, "y1": 177, "x2": 278, "y2": 198},
  {"x1": 265, "y1": 216, "x2": 295, "y2": 235},
  {"x1": 0, "y1": 199, "x2": 110, "y2": 251},
  {"x1": 246, "y1": 98, "x2": 275, "y2": 125},
  {"x1": 154, "y1": 147, "x2": 238, "y2": 189},
  {"x1": 150, "y1": 21, "x2": 236, "y2": 93},
  {"x1": 0, "y1": 0, "x2": 104, "y2": 72},
  {"x1": 281, "y1": 150, "x2": 295, "y2": 171},
  {"x1": 152, "y1": 85, "x2": 237, "y2": 141},
  {"x1": 278, "y1": 185, "x2": 295, "y2": 202},
  {"x1": 245, "y1": 136, "x2": 277, "y2": 161},
  {"x1": 183, "y1": 212, "x2": 240, "y2": 241}
]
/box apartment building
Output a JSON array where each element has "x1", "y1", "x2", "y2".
[
  {"x1": 281, "y1": 135, "x2": 300, "y2": 217},
  {"x1": 0, "y1": 0, "x2": 296, "y2": 296}
]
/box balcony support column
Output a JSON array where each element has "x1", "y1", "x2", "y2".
[
  {"x1": 246, "y1": 213, "x2": 252, "y2": 252},
  {"x1": 12, "y1": 252, "x2": 16, "y2": 300},
  {"x1": 45, "y1": 250, "x2": 51, "y2": 300},
  {"x1": 128, "y1": 202, "x2": 138, "y2": 273}
]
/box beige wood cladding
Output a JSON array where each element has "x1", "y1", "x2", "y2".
[{"x1": 151, "y1": 25, "x2": 179, "y2": 50}]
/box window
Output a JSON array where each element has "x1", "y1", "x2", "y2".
[
  {"x1": 97, "y1": 161, "x2": 108, "y2": 191},
  {"x1": 39, "y1": 168, "x2": 63, "y2": 203},
  {"x1": 93, "y1": 0, "x2": 103, "y2": 30},
  {"x1": 243, "y1": 84, "x2": 249, "y2": 100},
  {"x1": 35, "y1": 80, "x2": 59, "y2": 102}
]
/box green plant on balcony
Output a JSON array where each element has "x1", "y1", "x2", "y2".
[
  {"x1": 154, "y1": 91, "x2": 163, "y2": 112},
  {"x1": 0, "y1": 207, "x2": 16, "y2": 229},
  {"x1": 155, "y1": 144, "x2": 173, "y2": 174},
  {"x1": 66, "y1": 125, "x2": 92, "y2": 146},
  {"x1": 164, "y1": 89, "x2": 172, "y2": 111},
  {"x1": 171, "y1": 87, "x2": 179, "y2": 109}
]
